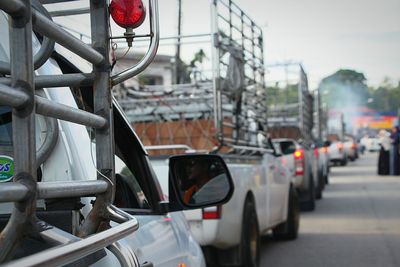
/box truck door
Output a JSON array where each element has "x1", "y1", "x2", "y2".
[{"x1": 265, "y1": 152, "x2": 288, "y2": 224}]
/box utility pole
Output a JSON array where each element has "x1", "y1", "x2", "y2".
[{"x1": 174, "y1": 0, "x2": 182, "y2": 84}]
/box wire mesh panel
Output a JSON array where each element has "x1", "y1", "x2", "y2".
[{"x1": 211, "y1": 0, "x2": 267, "y2": 149}]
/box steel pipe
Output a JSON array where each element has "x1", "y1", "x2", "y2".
[
  {"x1": 35, "y1": 73, "x2": 95, "y2": 88},
  {"x1": 0, "y1": 180, "x2": 109, "y2": 203},
  {"x1": 0, "y1": 0, "x2": 26, "y2": 18},
  {"x1": 35, "y1": 96, "x2": 107, "y2": 129},
  {"x1": 49, "y1": 8, "x2": 90, "y2": 17},
  {"x1": 3, "y1": 216, "x2": 139, "y2": 267},
  {"x1": 0, "y1": 73, "x2": 96, "y2": 88},
  {"x1": 37, "y1": 180, "x2": 109, "y2": 199},
  {"x1": 32, "y1": 9, "x2": 104, "y2": 65},
  {"x1": 0, "y1": 183, "x2": 29, "y2": 202},
  {"x1": 0, "y1": 84, "x2": 30, "y2": 108}
]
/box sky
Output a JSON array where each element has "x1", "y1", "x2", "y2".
[{"x1": 51, "y1": 0, "x2": 400, "y2": 89}]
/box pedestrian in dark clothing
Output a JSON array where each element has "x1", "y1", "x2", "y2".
[
  {"x1": 390, "y1": 126, "x2": 400, "y2": 175},
  {"x1": 378, "y1": 130, "x2": 390, "y2": 175}
]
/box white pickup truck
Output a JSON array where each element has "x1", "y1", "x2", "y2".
[{"x1": 151, "y1": 145, "x2": 299, "y2": 267}]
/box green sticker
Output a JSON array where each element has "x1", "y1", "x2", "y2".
[{"x1": 0, "y1": 156, "x2": 14, "y2": 182}]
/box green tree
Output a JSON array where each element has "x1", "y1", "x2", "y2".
[
  {"x1": 319, "y1": 69, "x2": 369, "y2": 108},
  {"x1": 368, "y1": 78, "x2": 400, "y2": 112}
]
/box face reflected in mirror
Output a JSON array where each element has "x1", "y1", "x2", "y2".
[{"x1": 173, "y1": 156, "x2": 231, "y2": 206}]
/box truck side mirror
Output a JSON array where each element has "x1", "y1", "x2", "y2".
[{"x1": 168, "y1": 154, "x2": 234, "y2": 210}]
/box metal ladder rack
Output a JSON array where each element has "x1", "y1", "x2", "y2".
[
  {"x1": 0, "y1": 0, "x2": 159, "y2": 266},
  {"x1": 266, "y1": 63, "x2": 314, "y2": 146},
  {"x1": 211, "y1": 0, "x2": 267, "y2": 150},
  {"x1": 118, "y1": 0, "x2": 267, "y2": 156}
]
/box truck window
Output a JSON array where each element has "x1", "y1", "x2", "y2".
[
  {"x1": 0, "y1": 107, "x2": 13, "y2": 155},
  {"x1": 114, "y1": 155, "x2": 149, "y2": 209},
  {"x1": 280, "y1": 141, "x2": 296, "y2": 155}
]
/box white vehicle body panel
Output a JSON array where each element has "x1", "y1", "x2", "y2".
[
  {"x1": 152, "y1": 153, "x2": 290, "y2": 249},
  {"x1": 328, "y1": 142, "x2": 347, "y2": 162}
]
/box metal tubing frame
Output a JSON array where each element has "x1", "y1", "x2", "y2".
[
  {"x1": 0, "y1": 0, "x2": 26, "y2": 18},
  {"x1": 0, "y1": 73, "x2": 96, "y2": 88},
  {"x1": 0, "y1": 1, "x2": 37, "y2": 261},
  {"x1": 77, "y1": 0, "x2": 115, "y2": 238},
  {"x1": 0, "y1": 180, "x2": 109, "y2": 203},
  {"x1": 211, "y1": 0, "x2": 266, "y2": 149},
  {"x1": 35, "y1": 95, "x2": 107, "y2": 129},
  {"x1": 0, "y1": 0, "x2": 159, "y2": 264},
  {"x1": 3, "y1": 215, "x2": 139, "y2": 267},
  {"x1": 32, "y1": 9, "x2": 104, "y2": 65},
  {"x1": 111, "y1": 0, "x2": 159, "y2": 85}
]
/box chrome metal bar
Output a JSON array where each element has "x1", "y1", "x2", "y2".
[
  {"x1": 49, "y1": 7, "x2": 90, "y2": 17},
  {"x1": 0, "y1": 1, "x2": 37, "y2": 262},
  {"x1": 0, "y1": 0, "x2": 26, "y2": 18},
  {"x1": 35, "y1": 73, "x2": 95, "y2": 88},
  {"x1": 111, "y1": 0, "x2": 159, "y2": 85},
  {"x1": 0, "y1": 73, "x2": 96, "y2": 88},
  {"x1": 3, "y1": 217, "x2": 139, "y2": 267},
  {"x1": 32, "y1": 9, "x2": 104, "y2": 65},
  {"x1": 0, "y1": 84, "x2": 30, "y2": 108},
  {"x1": 0, "y1": 180, "x2": 109, "y2": 203},
  {"x1": 37, "y1": 180, "x2": 109, "y2": 199},
  {"x1": 0, "y1": 183, "x2": 29, "y2": 202},
  {"x1": 145, "y1": 144, "x2": 194, "y2": 151},
  {"x1": 35, "y1": 96, "x2": 107, "y2": 129},
  {"x1": 78, "y1": 0, "x2": 115, "y2": 238},
  {"x1": 38, "y1": 221, "x2": 81, "y2": 246}
]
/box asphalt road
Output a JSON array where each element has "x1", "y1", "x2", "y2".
[{"x1": 261, "y1": 152, "x2": 400, "y2": 267}]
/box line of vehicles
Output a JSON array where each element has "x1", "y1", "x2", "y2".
[{"x1": 0, "y1": 0, "x2": 361, "y2": 267}]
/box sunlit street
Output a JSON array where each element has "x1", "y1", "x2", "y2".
[{"x1": 261, "y1": 152, "x2": 400, "y2": 267}]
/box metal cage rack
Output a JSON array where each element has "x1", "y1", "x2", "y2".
[
  {"x1": 119, "y1": 0, "x2": 268, "y2": 155},
  {"x1": 0, "y1": 0, "x2": 159, "y2": 266},
  {"x1": 266, "y1": 63, "x2": 314, "y2": 146}
]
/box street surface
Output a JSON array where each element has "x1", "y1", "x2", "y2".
[{"x1": 261, "y1": 152, "x2": 400, "y2": 267}]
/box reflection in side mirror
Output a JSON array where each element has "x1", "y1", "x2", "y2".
[{"x1": 169, "y1": 154, "x2": 234, "y2": 209}]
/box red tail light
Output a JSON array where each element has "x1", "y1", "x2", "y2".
[
  {"x1": 337, "y1": 143, "x2": 344, "y2": 152},
  {"x1": 351, "y1": 143, "x2": 357, "y2": 149},
  {"x1": 294, "y1": 149, "x2": 304, "y2": 176},
  {"x1": 294, "y1": 149, "x2": 304, "y2": 160},
  {"x1": 313, "y1": 148, "x2": 319, "y2": 159},
  {"x1": 110, "y1": 0, "x2": 146, "y2": 29},
  {"x1": 202, "y1": 206, "x2": 222, "y2": 220}
]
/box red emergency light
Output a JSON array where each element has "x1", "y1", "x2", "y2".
[{"x1": 109, "y1": 0, "x2": 146, "y2": 29}]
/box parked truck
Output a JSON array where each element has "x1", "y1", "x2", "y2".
[
  {"x1": 266, "y1": 63, "x2": 324, "y2": 210},
  {"x1": 0, "y1": 1, "x2": 236, "y2": 266},
  {"x1": 118, "y1": 1, "x2": 299, "y2": 266}
]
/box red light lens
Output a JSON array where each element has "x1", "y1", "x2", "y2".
[
  {"x1": 313, "y1": 148, "x2": 319, "y2": 158},
  {"x1": 110, "y1": 0, "x2": 146, "y2": 29},
  {"x1": 294, "y1": 149, "x2": 304, "y2": 160},
  {"x1": 202, "y1": 206, "x2": 222, "y2": 220}
]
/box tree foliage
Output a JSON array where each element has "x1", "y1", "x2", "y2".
[
  {"x1": 318, "y1": 69, "x2": 400, "y2": 113},
  {"x1": 368, "y1": 78, "x2": 400, "y2": 112},
  {"x1": 319, "y1": 69, "x2": 369, "y2": 108}
]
